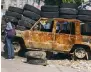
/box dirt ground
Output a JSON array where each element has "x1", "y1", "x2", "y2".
[{"x1": 1, "y1": 42, "x2": 91, "y2": 72}]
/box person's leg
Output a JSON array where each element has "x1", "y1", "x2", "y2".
[
  {"x1": 10, "y1": 38, "x2": 14, "y2": 58},
  {"x1": 5, "y1": 37, "x2": 12, "y2": 59}
]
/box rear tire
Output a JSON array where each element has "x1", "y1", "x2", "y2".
[{"x1": 72, "y1": 47, "x2": 90, "y2": 60}]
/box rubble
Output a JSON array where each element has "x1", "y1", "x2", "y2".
[{"x1": 48, "y1": 60, "x2": 91, "y2": 72}]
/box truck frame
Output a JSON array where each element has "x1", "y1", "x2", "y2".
[{"x1": 16, "y1": 18, "x2": 91, "y2": 60}]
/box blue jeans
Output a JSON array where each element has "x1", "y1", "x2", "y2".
[{"x1": 5, "y1": 36, "x2": 14, "y2": 58}]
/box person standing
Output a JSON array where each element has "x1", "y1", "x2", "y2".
[{"x1": 5, "y1": 18, "x2": 16, "y2": 60}]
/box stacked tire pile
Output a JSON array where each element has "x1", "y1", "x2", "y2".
[
  {"x1": 78, "y1": 10, "x2": 91, "y2": 35},
  {"x1": 41, "y1": 5, "x2": 59, "y2": 18},
  {"x1": 78, "y1": 10, "x2": 91, "y2": 22},
  {"x1": 2, "y1": 6, "x2": 23, "y2": 31},
  {"x1": 18, "y1": 4, "x2": 41, "y2": 30},
  {"x1": 59, "y1": 3, "x2": 78, "y2": 19}
]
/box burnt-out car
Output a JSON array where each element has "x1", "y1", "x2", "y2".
[{"x1": 16, "y1": 18, "x2": 91, "y2": 60}]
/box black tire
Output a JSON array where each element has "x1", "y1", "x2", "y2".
[
  {"x1": 3, "y1": 42, "x2": 21, "y2": 55},
  {"x1": 60, "y1": 15, "x2": 77, "y2": 19},
  {"x1": 18, "y1": 20, "x2": 25, "y2": 26},
  {"x1": 1, "y1": 24, "x2": 6, "y2": 32},
  {"x1": 77, "y1": 15, "x2": 91, "y2": 21},
  {"x1": 18, "y1": 20, "x2": 34, "y2": 29},
  {"x1": 23, "y1": 10, "x2": 41, "y2": 21},
  {"x1": 27, "y1": 59, "x2": 47, "y2": 66},
  {"x1": 21, "y1": 16, "x2": 36, "y2": 24},
  {"x1": 16, "y1": 25, "x2": 27, "y2": 31},
  {"x1": 41, "y1": 12, "x2": 59, "y2": 18},
  {"x1": 1, "y1": 18, "x2": 6, "y2": 25},
  {"x1": 2, "y1": 15, "x2": 7, "y2": 21},
  {"x1": 72, "y1": 47, "x2": 90, "y2": 60},
  {"x1": 60, "y1": 8, "x2": 78, "y2": 15},
  {"x1": 3, "y1": 15, "x2": 18, "y2": 23},
  {"x1": 5, "y1": 11, "x2": 22, "y2": 19},
  {"x1": 78, "y1": 10, "x2": 91, "y2": 15},
  {"x1": 41, "y1": 5, "x2": 59, "y2": 12},
  {"x1": 60, "y1": 3, "x2": 78, "y2": 8},
  {"x1": 1, "y1": 19, "x2": 6, "y2": 33},
  {"x1": 23, "y1": 4, "x2": 41, "y2": 15},
  {"x1": 8, "y1": 6, "x2": 23, "y2": 14},
  {"x1": 19, "y1": 16, "x2": 36, "y2": 28}
]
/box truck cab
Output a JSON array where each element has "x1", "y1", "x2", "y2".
[{"x1": 16, "y1": 18, "x2": 91, "y2": 60}]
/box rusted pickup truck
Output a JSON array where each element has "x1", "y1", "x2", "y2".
[{"x1": 16, "y1": 18, "x2": 91, "y2": 60}]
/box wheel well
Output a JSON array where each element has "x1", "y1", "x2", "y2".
[{"x1": 70, "y1": 44, "x2": 91, "y2": 53}]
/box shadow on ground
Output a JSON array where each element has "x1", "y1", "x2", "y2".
[{"x1": 46, "y1": 53, "x2": 72, "y2": 60}]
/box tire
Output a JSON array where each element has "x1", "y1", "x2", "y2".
[
  {"x1": 23, "y1": 4, "x2": 41, "y2": 15},
  {"x1": 3, "y1": 42, "x2": 21, "y2": 54},
  {"x1": 1, "y1": 19, "x2": 6, "y2": 32},
  {"x1": 23, "y1": 10, "x2": 41, "y2": 21},
  {"x1": 19, "y1": 16, "x2": 36, "y2": 28},
  {"x1": 41, "y1": 12, "x2": 59, "y2": 18},
  {"x1": 16, "y1": 25, "x2": 27, "y2": 31},
  {"x1": 78, "y1": 10, "x2": 91, "y2": 15},
  {"x1": 18, "y1": 20, "x2": 34, "y2": 29},
  {"x1": 26, "y1": 51, "x2": 47, "y2": 66},
  {"x1": 13, "y1": 42, "x2": 21, "y2": 54},
  {"x1": 8, "y1": 6, "x2": 23, "y2": 14},
  {"x1": 1, "y1": 24, "x2": 6, "y2": 32},
  {"x1": 60, "y1": 3, "x2": 78, "y2": 8},
  {"x1": 25, "y1": 51, "x2": 46, "y2": 59},
  {"x1": 60, "y1": 15, "x2": 77, "y2": 19},
  {"x1": 77, "y1": 15, "x2": 91, "y2": 21},
  {"x1": 5, "y1": 11, "x2": 22, "y2": 19},
  {"x1": 1, "y1": 19, "x2": 6, "y2": 25},
  {"x1": 72, "y1": 47, "x2": 90, "y2": 60},
  {"x1": 3, "y1": 15, "x2": 18, "y2": 23},
  {"x1": 60, "y1": 8, "x2": 78, "y2": 15},
  {"x1": 2, "y1": 15, "x2": 7, "y2": 21},
  {"x1": 21, "y1": 16, "x2": 36, "y2": 24},
  {"x1": 27, "y1": 59, "x2": 47, "y2": 66},
  {"x1": 18, "y1": 20, "x2": 25, "y2": 26},
  {"x1": 41, "y1": 5, "x2": 59, "y2": 12}
]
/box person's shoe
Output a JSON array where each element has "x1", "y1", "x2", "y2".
[
  {"x1": 6, "y1": 58, "x2": 12, "y2": 60},
  {"x1": 11, "y1": 56, "x2": 15, "y2": 59},
  {"x1": 7, "y1": 59, "x2": 12, "y2": 60}
]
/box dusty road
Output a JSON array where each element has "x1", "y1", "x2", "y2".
[{"x1": 1, "y1": 42, "x2": 91, "y2": 72}]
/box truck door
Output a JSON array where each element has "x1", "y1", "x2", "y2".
[
  {"x1": 53, "y1": 21, "x2": 75, "y2": 51},
  {"x1": 29, "y1": 19, "x2": 54, "y2": 50}
]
